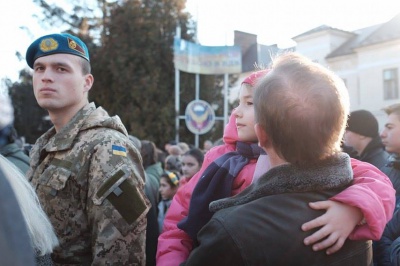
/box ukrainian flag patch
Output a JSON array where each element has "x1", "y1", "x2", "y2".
[{"x1": 112, "y1": 145, "x2": 127, "y2": 157}]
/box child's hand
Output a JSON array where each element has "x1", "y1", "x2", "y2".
[{"x1": 301, "y1": 200, "x2": 363, "y2": 255}]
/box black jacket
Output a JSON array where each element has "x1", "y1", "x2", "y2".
[
  {"x1": 359, "y1": 136, "x2": 389, "y2": 170},
  {"x1": 376, "y1": 209, "x2": 400, "y2": 266},
  {"x1": 183, "y1": 154, "x2": 372, "y2": 266},
  {"x1": 381, "y1": 154, "x2": 400, "y2": 211}
]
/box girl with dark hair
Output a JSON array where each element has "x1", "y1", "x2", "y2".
[
  {"x1": 180, "y1": 148, "x2": 204, "y2": 187},
  {"x1": 158, "y1": 171, "x2": 180, "y2": 233}
]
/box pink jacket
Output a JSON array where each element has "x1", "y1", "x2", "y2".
[{"x1": 156, "y1": 113, "x2": 395, "y2": 266}]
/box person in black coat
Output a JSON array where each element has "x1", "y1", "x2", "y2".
[
  {"x1": 376, "y1": 209, "x2": 400, "y2": 265},
  {"x1": 380, "y1": 104, "x2": 400, "y2": 211},
  {"x1": 344, "y1": 109, "x2": 389, "y2": 169},
  {"x1": 375, "y1": 103, "x2": 400, "y2": 265}
]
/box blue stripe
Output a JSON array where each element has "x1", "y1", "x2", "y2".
[{"x1": 112, "y1": 145, "x2": 126, "y2": 152}]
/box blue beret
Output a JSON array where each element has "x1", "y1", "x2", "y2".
[{"x1": 26, "y1": 33, "x2": 90, "y2": 68}]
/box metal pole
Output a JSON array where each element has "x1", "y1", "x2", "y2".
[
  {"x1": 175, "y1": 69, "x2": 180, "y2": 143},
  {"x1": 175, "y1": 25, "x2": 181, "y2": 143},
  {"x1": 195, "y1": 74, "x2": 200, "y2": 148},
  {"x1": 224, "y1": 73, "x2": 229, "y2": 126}
]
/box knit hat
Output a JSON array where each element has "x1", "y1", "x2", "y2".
[
  {"x1": 347, "y1": 110, "x2": 379, "y2": 138},
  {"x1": 26, "y1": 33, "x2": 90, "y2": 68},
  {"x1": 242, "y1": 69, "x2": 269, "y2": 86}
]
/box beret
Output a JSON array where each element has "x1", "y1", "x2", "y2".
[{"x1": 26, "y1": 33, "x2": 90, "y2": 68}]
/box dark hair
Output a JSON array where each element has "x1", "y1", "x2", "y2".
[
  {"x1": 183, "y1": 148, "x2": 204, "y2": 166},
  {"x1": 160, "y1": 171, "x2": 180, "y2": 187},
  {"x1": 140, "y1": 140, "x2": 158, "y2": 168},
  {"x1": 165, "y1": 155, "x2": 182, "y2": 173}
]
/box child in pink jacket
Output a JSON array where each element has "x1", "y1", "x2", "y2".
[{"x1": 157, "y1": 70, "x2": 395, "y2": 266}]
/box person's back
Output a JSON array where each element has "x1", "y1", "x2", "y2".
[
  {"x1": 0, "y1": 167, "x2": 36, "y2": 266},
  {"x1": 0, "y1": 90, "x2": 36, "y2": 265},
  {"x1": 188, "y1": 162, "x2": 371, "y2": 266},
  {"x1": 1, "y1": 154, "x2": 59, "y2": 265},
  {"x1": 183, "y1": 52, "x2": 372, "y2": 265},
  {"x1": 0, "y1": 132, "x2": 30, "y2": 174}
]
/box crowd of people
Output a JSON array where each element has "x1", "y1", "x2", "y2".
[{"x1": 0, "y1": 32, "x2": 400, "y2": 265}]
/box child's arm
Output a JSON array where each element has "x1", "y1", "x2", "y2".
[
  {"x1": 302, "y1": 200, "x2": 363, "y2": 254},
  {"x1": 302, "y1": 158, "x2": 395, "y2": 254}
]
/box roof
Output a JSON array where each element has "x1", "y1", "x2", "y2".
[
  {"x1": 359, "y1": 13, "x2": 400, "y2": 47},
  {"x1": 293, "y1": 25, "x2": 353, "y2": 40},
  {"x1": 326, "y1": 24, "x2": 381, "y2": 58},
  {"x1": 327, "y1": 13, "x2": 400, "y2": 58}
]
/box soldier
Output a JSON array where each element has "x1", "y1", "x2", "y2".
[{"x1": 25, "y1": 33, "x2": 150, "y2": 265}]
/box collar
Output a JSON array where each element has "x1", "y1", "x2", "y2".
[
  {"x1": 210, "y1": 153, "x2": 352, "y2": 212},
  {"x1": 40, "y1": 103, "x2": 96, "y2": 152}
]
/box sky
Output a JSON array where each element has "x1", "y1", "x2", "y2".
[
  {"x1": 1, "y1": 0, "x2": 399, "y2": 88},
  {"x1": 186, "y1": 0, "x2": 400, "y2": 47}
]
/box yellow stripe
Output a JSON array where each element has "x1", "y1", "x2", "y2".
[{"x1": 113, "y1": 150, "x2": 127, "y2": 156}]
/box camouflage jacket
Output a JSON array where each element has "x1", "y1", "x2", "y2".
[{"x1": 27, "y1": 102, "x2": 150, "y2": 266}]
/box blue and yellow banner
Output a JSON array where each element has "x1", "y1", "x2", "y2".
[{"x1": 174, "y1": 38, "x2": 242, "y2": 75}]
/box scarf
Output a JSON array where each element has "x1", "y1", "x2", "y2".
[
  {"x1": 177, "y1": 141, "x2": 262, "y2": 244},
  {"x1": 210, "y1": 153, "x2": 353, "y2": 212}
]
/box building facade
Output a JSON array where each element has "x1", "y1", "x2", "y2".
[{"x1": 232, "y1": 14, "x2": 400, "y2": 128}]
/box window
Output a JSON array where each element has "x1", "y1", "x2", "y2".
[{"x1": 383, "y1": 68, "x2": 399, "y2": 100}]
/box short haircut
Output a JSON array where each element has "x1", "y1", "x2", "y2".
[
  {"x1": 80, "y1": 57, "x2": 91, "y2": 75},
  {"x1": 383, "y1": 103, "x2": 400, "y2": 118},
  {"x1": 254, "y1": 52, "x2": 349, "y2": 167}
]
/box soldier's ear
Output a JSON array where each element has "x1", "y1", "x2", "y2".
[{"x1": 83, "y1": 74, "x2": 94, "y2": 93}]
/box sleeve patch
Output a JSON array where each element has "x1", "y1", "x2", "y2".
[
  {"x1": 94, "y1": 167, "x2": 148, "y2": 225},
  {"x1": 112, "y1": 145, "x2": 127, "y2": 157}
]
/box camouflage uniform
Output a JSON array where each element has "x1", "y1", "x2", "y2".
[{"x1": 27, "y1": 102, "x2": 150, "y2": 265}]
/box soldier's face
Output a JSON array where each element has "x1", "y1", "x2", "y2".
[{"x1": 32, "y1": 54, "x2": 93, "y2": 114}]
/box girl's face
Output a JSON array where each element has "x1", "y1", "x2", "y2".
[
  {"x1": 159, "y1": 177, "x2": 178, "y2": 200},
  {"x1": 232, "y1": 85, "x2": 257, "y2": 142},
  {"x1": 181, "y1": 154, "x2": 201, "y2": 179}
]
